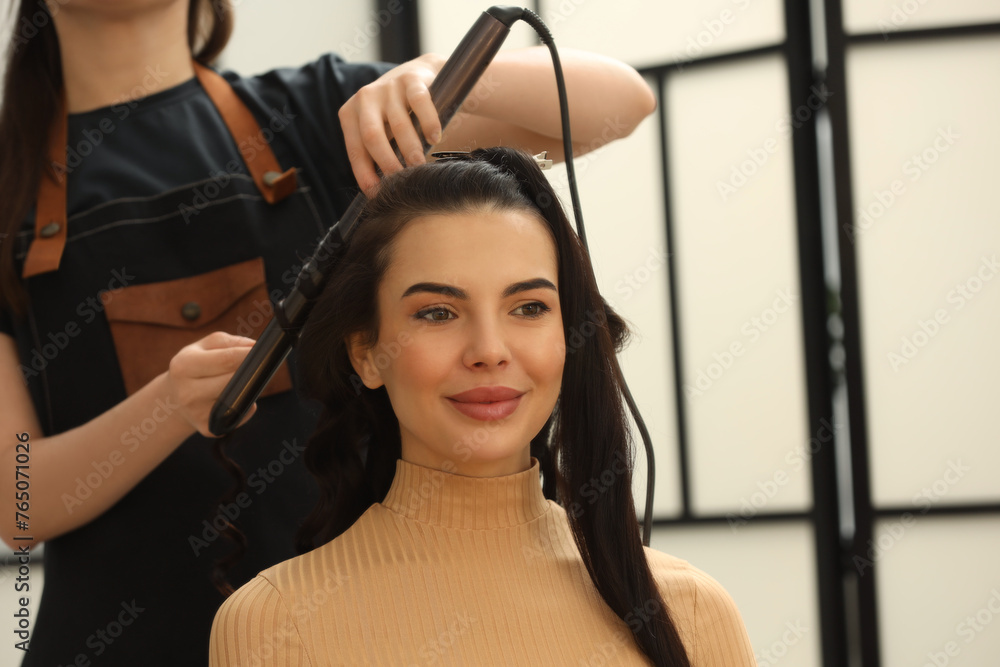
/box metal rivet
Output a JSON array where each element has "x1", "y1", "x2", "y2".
[
  {"x1": 39, "y1": 222, "x2": 61, "y2": 238},
  {"x1": 181, "y1": 302, "x2": 201, "y2": 321},
  {"x1": 263, "y1": 171, "x2": 281, "y2": 186}
]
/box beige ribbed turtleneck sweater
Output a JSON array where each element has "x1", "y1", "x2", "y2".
[{"x1": 209, "y1": 457, "x2": 755, "y2": 666}]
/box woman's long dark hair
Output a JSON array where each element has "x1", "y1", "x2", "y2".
[
  {"x1": 0, "y1": 0, "x2": 233, "y2": 314},
  {"x1": 295, "y1": 147, "x2": 691, "y2": 666}
]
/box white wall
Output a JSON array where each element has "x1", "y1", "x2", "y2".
[{"x1": 219, "y1": 0, "x2": 381, "y2": 72}]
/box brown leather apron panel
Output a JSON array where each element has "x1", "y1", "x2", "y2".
[{"x1": 103, "y1": 257, "x2": 293, "y2": 397}]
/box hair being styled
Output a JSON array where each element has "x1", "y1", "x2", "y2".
[
  {"x1": 0, "y1": 0, "x2": 233, "y2": 314},
  {"x1": 295, "y1": 147, "x2": 691, "y2": 666}
]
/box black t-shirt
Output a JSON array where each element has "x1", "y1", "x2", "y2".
[{"x1": 2, "y1": 54, "x2": 391, "y2": 666}]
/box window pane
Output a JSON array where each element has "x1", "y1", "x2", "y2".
[
  {"x1": 874, "y1": 515, "x2": 1000, "y2": 666},
  {"x1": 666, "y1": 55, "x2": 811, "y2": 515},
  {"x1": 846, "y1": 37, "x2": 1000, "y2": 507},
  {"x1": 418, "y1": 0, "x2": 537, "y2": 55},
  {"x1": 538, "y1": 0, "x2": 785, "y2": 68},
  {"x1": 843, "y1": 0, "x2": 1000, "y2": 35}
]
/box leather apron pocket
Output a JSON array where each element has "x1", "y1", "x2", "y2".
[{"x1": 103, "y1": 256, "x2": 292, "y2": 397}]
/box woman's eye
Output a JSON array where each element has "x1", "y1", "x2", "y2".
[
  {"x1": 513, "y1": 302, "x2": 551, "y2": 318},
  {"x1": 416, "y1": 307, "x2": 454, "y2": 322}
]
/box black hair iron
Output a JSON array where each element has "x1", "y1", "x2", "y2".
[{"x1": 208, "y1": 6, "x2": 658, "y2": 546}]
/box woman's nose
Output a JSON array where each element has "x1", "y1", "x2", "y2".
[{"x1": 462, "y1": 316, "x2": 511, "y2": 369}]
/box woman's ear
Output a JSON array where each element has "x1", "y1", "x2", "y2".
[{"x1": 346, "y1": 333, "x2": 384, "y2": 389}]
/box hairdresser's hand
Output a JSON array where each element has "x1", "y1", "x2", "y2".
[
  {"x1": 164, "y1": 332, "x2": 258, "y2": 438},
  {"x1": 340, "y1": 53, "x2": 446, "y2": 196}
]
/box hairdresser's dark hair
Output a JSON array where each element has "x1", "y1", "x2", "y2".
[
  {"x1": 0, "y1": 0, "x2": 233, "y2": 314},
  {"x1": 295, "y1": 147, "x2": 691, "y2": 666}
]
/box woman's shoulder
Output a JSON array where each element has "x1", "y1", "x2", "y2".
[
  {"x1": 210, "y1": 574, "x2": 312, "y2": 666},
  {"x1": 643, "y1": 547, "x2": 727, "y2": 604},
  {"x1": 642, "y1": 547, "x2": 757, "y2": 665},
  {"x1": 209, "y1": 520, "x2": 369, "y2": 666}
]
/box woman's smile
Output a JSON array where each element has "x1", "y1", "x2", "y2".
[{"x1": 446, "y1": 385, "x2": 526, "y2": 421}]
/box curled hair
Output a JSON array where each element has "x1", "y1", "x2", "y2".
[{"x1": 296, "y1": 147, "x2": 690, "y2": 666}]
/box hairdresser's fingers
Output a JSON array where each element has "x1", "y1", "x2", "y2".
[
  {"x1": 197, "y1": 331, "x2": 257, "y2": 351},
  {"x1": 167, "y1": 370, "x2": 258, "y2": 438},
  {"x1": 339, "y1": 97, "x2": 380, "y2": 195},
  {"x1": 167, "y1": 351, "x2": 250, "y2": 406},
  {"x1": 169, "y1": 336, "x2": 256, "y2": 381},
  {"x1": 355, "y1": 86, "x2": 404, "y2": 182},
  {"x1": 385, "y1": 84, "x2": 425, "y2": 171},
  {"x1": 406, "y1": 75, "x2": 442, "y2": 151},
  {"x1": 164, "y1": 334, "x2": 260, "y2": 437}
]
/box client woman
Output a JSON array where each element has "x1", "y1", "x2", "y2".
[{"x1": 209, "y1": 147, "x2": 755, "y2": 666}]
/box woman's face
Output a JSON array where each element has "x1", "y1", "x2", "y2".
[{"x1": 349, "y1": 208, "x2": 565, "y2": 477}]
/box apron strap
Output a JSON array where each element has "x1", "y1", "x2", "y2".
[
  {"x1": 192, "y1": 61, "x2": 297, "y2": 205},
  {"x1": 22, "y1": 95, "x2": 68, "y2": 279},
  {"x1": 22, "y1": 61, "x2": 298, "y2": 279}
]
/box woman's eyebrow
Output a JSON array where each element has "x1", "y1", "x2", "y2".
[
  {"x1": 400, "y1": 278, "x2": 557, "y2": 300},
  {"x1": 401, "y1": 283, "x2": 467, "y2": 299},
  {"x1": 502, "y1": 278, "x2": 557, "y2": 297}
]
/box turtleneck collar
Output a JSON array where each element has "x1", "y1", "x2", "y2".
[{"x1": 380, "y1": 456, "x2": 551, "y2": 529}]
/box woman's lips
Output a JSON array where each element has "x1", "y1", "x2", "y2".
[{"x1": 446, "y1": 386, "x2": 524, "y2": 421}]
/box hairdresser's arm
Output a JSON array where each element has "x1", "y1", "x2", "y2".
[
  {"x1": 340, "y1": 47, "x2": 656, "y2": 194},
  {"x1": 0, "y1": 332, "x2": 256, "y2": 549}
]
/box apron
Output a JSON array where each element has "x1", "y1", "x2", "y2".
[{"x1": 15, "y1": 62, "x2": 327, "y2": 666}]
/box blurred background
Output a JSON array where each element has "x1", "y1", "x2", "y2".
[{"x1": 2, "y1": 1, "x2": 998, "y2": 665}]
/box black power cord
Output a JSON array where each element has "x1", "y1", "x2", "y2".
[{"x1": 517, "y1": 8, "x2": 656, "y2": 546}]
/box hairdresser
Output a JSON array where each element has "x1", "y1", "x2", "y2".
[{"x1": 0, "y1": 0, "x2": 654, "y2": 664}]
